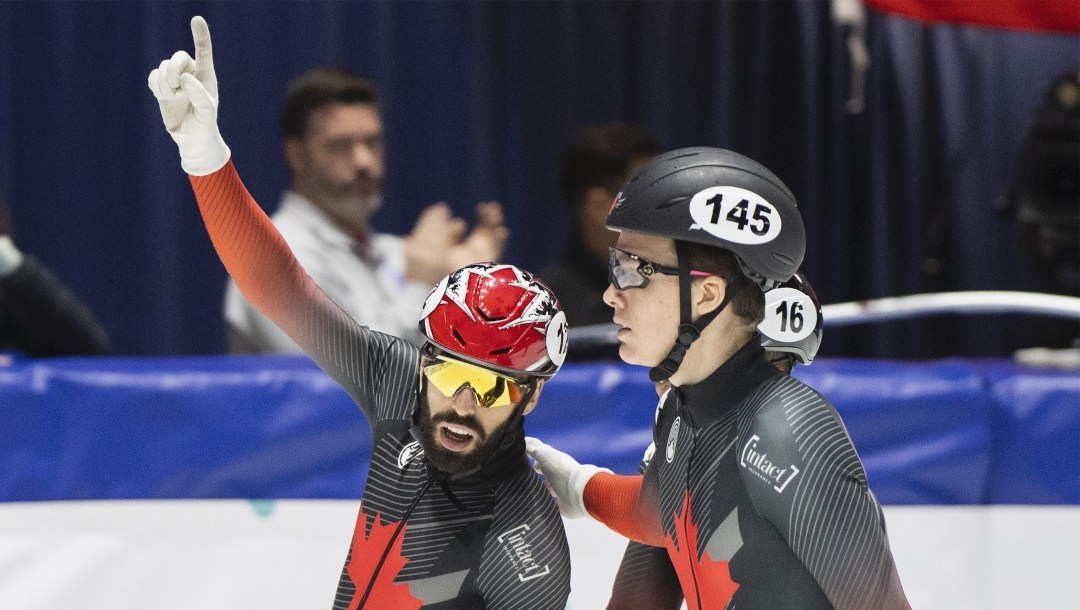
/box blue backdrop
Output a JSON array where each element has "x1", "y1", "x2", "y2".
[{"x1": 0, "y1": 2, "x2": 1076, "y2": 357}]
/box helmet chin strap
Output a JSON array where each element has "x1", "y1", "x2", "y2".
[{"x1": 649, "y1": 241, "x2": 738, "y2": 383}]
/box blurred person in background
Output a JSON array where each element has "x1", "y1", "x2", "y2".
[
  {"x1": 0, "y1": 189, "x2": 110, "y2": 357},
  {"x1": 541, "y1": 123, "x2": 661, "y2": 329},
  {"x1": 225, "y1": 67, "x2": 507, "y2": 353},
  {"x1": 1000, "y1": 68, "x2": 1079, "y2": 359}
]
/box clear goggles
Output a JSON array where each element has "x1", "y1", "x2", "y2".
[
  {"x1": 608, "y1": 247, "x2": 712, "y2": 290},
  {"x1": 421, "y1": 349, "x2": 532, "y2": 409}
]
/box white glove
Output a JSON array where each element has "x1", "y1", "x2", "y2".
[
  {"x1": 525, "y1": 437, "x2": 611, "y2": 519},
  {"x1": 147, "y1": 16, "x2": 230, "y2": 176}
]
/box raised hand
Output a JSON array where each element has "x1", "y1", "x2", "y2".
[
  {"x1": 447, "y1": 201, "x2": 509, "y2": 271},
  {"x1": 404, "y1": 201, "x2": 509, "y2": 286},
  {"x1": 404, "y1": 202, "x2": 467, "y2": 286},
  {"x1": 147, "y1": 16, "x2": 230, "y2": 175}
]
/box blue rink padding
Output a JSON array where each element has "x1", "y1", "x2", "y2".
[
  {"x1": 0, "y1": 355, "x2": 371, "y2": 502},
  {"x1": 0, "y1": 354, "x2": 1076, "y2": 505},
  {"x1": 977, "y1": 361, "x2": 1080, "y2": 504},
  {"x1": 793, "y1": 360, "x2": 993, "y2": 505}
]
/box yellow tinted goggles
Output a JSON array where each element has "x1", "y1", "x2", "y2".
[{"x1": 422, "y1": 356, "x2": 529, "y2": 408}]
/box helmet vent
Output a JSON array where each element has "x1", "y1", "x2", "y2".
[
  {"x1": 451, "y1": 328, "x2": 467, "y2": 347},
  {"x1": 489, "y1": 346, "x2": 512, "y2": 355},
  {"x1": 658, "y1": 195, "x2": 690, "y2": 210},
  {"x1": 476, "y1": 310, "x2": 506, "y2": 322},
  {"x1": 669, "y1": 152, "x2": 700, "y2": 161},
  {"x1": 771, "y1": 251, "x2": 797, "y2": 265}
]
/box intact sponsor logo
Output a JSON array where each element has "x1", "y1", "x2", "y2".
[
  {"x1": 397, "y1": 440, "x2": 423, "y2": 469},
  {"x1": 666, "y1": 417, "x2": 682, "y2": 463},
  {"x1": 739, "y1": 435, "x2": 800, "y2": 493},
  {"x1": 496, "y1": 524, "x2": 551, "y2": 583}
]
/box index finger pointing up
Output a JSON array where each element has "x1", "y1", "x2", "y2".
[{"x1": 190, "y1": 16, "x2": 218, "y2": 99}]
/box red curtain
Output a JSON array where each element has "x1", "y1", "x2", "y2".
[{"x1": 864, "y1": 0, "x2": 1080, "y2": 34}]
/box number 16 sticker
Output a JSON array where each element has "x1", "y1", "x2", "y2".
[
  {"x1": 688, "y1": 186, "x2": 781, "y2": 245},
  {"x1": 759, "y1": 287, "x2": 816, "y2": 343}
]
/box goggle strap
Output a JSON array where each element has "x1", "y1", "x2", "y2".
[{"x1": 678, "y1": 242, "x2": 693, "y2": 323}]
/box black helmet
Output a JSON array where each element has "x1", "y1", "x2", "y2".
[
  {"x1": 607, "y1": 147, "x2": 805, "y2": 290},
  {"x1": 759, "y1": 271, "x2": 823, "y2": 366}
]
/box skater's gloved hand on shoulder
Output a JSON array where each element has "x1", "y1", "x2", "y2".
[{"x1": 525, "y1": 437, "x2": 610, "y2": 519}]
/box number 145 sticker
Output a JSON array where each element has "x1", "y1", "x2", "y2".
[{"x1": 688, "y1": 186, "x2": 782, "y2": 245}]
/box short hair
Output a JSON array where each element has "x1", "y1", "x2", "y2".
[
  {"x1": 280, "y1": 68, "x2": 379, "y2": 139},
  {"x1": 767, "y1": 351, "x2": 796, "y2": 374},
  {"x1": 682, "y1": 242, "x2": 766, "y2": 327},
  {"x1": 560, "y1": 123, "x2": 662, "y2": 211}
]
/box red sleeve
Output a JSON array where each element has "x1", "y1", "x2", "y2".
[
  {"x1": 583, "y1": 473, "x2": 665, "y2": 547},
  {"x1": 189, "y1": 161, "x2": 333, "y2": 341},
  {"x1": 189, "y1": 162, "x2": 415, "y2": 428}
]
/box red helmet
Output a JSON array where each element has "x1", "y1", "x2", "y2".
[{"x1": 418, "y1": 263, "x2": 568, "y2": 378}]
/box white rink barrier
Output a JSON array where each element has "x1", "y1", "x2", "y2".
[
  {"x1": 569, "y1": 290, "x2": 1080, "y2": 348},
  {"x1": 821, "y1": 291, "x2": 1080, "y2": 326},
  {"x1": 0, "y1": 499, "x2": 1077, "y2": 610}
]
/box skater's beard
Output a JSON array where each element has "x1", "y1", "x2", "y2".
[{"x1": 417, "y1": 393, "x2": 515, "y2": 475}]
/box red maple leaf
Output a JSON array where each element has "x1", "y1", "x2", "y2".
[
  {"x1": 346, "y1": 509, "x2": 423, "y2": 610},
  {"x1": 665, "y1": 491, "x2": 740, "y2": 609}
]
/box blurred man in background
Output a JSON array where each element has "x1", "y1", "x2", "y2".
[{"x1": 225, "y1": 68, "x2": 507, "y2": 352}]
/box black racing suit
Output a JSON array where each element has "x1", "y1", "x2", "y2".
[
  {"x1": 607, "y1": 452, "x2": 683, "y2": 610},
  {"x1": 189, "y1": 163, "x2": 571, "y2": 609},
  {"x1": 588, "y1": 339, "x2": 908, "y2": 609},
  {"x1": 0, "y1": 253, "x2": 110, "y2": 356}
]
